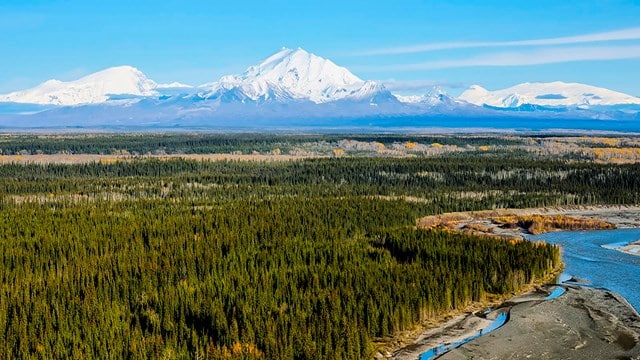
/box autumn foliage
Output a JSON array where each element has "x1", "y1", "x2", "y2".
[{"x1": 493, "y1": 214, "x2": 616, "y2": 235}]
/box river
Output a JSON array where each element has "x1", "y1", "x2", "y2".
[
  {"x1": 414, "y1": 228, "x2": 640, "y2": 359},
  {"x1": 529, "y1": 228, "x2": 640, "y2": 311}
]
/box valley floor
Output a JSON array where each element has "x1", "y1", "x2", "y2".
[
  {"x1": 392, "y1": 286, "x2": 640, "y2": 360},
  {"x1": 391, "y1": 206, "x2": 640, "y2": 359},
  {"x1": 440, "y1": 286, "x2": 640, "y2": 360}
]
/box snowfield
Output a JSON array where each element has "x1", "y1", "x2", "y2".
[{"x1": 460, "y1": 82, "x2": 640, "y2": 108}]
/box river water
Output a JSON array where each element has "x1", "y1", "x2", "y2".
[
  {"x1": 418, "y1": 311, "x2": 509, "y2": 360},
  {"x1": 415, "y1": 228, "x2": 640, "y2": 359},
  {"x1": 529, "y1": 228, "x2": 640, "y2": 311}
]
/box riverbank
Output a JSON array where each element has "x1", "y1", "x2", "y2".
[
  {"x1": 376, "y1": 265, "x2": 563, "y2": 359},
  {"x1": 439, "y1": 285, "x2": 640, "y2": 359},
  {"x1": 393, "y1": 285, "x2": 640, "y2": 359},
  {"x1": 417, "y1": 205, "x2": 640, "y2": 256},
  {"x1": 391, "y1": 285, "x2": 561, "y2": 360},
  {"x1": 542, "y1": 205, "x2": 640, "y2": 230},
  {"x1": 388, "y1": 205, "x2": 640, "y2": 359}
]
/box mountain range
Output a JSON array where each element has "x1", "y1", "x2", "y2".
[
  {"x1": 1, "y1": 48, "x2": 639, "y2": 130},
  {"x1": 459, "y1": 82, "x2": 640, "y2": 108}
]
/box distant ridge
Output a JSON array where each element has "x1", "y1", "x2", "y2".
[
  {"x1": 0, "y1": 66, "x2": 159, "y2": 105},
  {"x1": 0, "y1": 48, "x2": 639, "y2": 128},
  {"x1": 460, "y1": 82, "x2": 640, "y2": 108}
]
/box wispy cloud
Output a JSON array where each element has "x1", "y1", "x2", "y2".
[
  {"x1": 355, "y1": 27, "x2": 640, "y2": 56},
  {"x1": 362, "y1": 45, "x2": 640, "y2": 71}
]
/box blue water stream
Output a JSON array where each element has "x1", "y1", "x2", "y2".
[
  {"x1": 418, "y1": 228, "x2": 640, "y2": 359},
  {"x1": 418, "y1": 311, "x2": 509, "y2": 360},
  {"x1": 530, "y1": 228, "x2": 640, "y2": 311},
  {"x1": 417, "y1": 285, "x2": 567, "y2": 360}
]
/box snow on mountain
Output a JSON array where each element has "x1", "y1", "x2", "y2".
[
  {"x1": 396, "y1": 86, "x2": 454, "y2": 105},
  {"x1": 3, "y1": 48, "x2": 640, "y2": 128},
  {"x1": 459, "y1": 82, "x2": 640, "y2": 108},
  {"x1": 201, "y1": 48, "x2": 392, "y2": 104},
  {"x1": 397, "y1": 86, "x2": 467, "y2": 106},
  {"x1": 394, "y1": 95, "x2": 423, "y2": 104},
  {"x1": 0, "y1": 66, "x2": 159, "y2": 106},
  {"x1": 156, "y1": 82, "x2": 192, "y2": 89},
  {"x1": 345, "y1": 81, "x2": 399, "y2": 105}
]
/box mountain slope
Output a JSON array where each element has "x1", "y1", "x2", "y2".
[
  {"x1": 459, "y1": 82, "x2": 640, "y2": 108},
  {"x1": 0, "y1": 66, "x2": 159, "y2": 105},
  {"x1": 1, "y1": 49, "x2": 639, "y2": 129},
  {"x1": 398, "y1": 86, "x2": 463, "y2": 106},
  {"x1": 156, "y1": 82, "x2": 192, "y2": 89},
  {"x1": 200, "y1": 48, "x2": 394, "y2": 104}
]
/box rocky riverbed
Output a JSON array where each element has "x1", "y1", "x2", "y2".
[
  {"x1": 440, "y1": 286, "x2": 640, "y2": 359},
  {"x1": 391, "y1": 206, "x2": 640, "y2": 359}
]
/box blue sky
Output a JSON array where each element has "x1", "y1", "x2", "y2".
[{"x1": 1, "y1": 0, "x2": 639, "y2": 96}]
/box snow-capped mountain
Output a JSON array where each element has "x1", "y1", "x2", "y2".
[
  {"x1": 395, "y1": 86, "x2": 490, "y2": 118},
  {"x1": 398, "y1": 86, "x2": 462, "y2": 106},
  {"x1": 200, "y1": 48, "x2": 393, "y2": 104},
  {"x1": 156, "y1": 82, "x2": 192, "y2": 89},
  {"x1": 459, "y1": 82, "x2": 640, "y2": 108},
  {"x1": 343, "y1": 81, "x2": 399, "y2": 105},
  {"x1": 1, "y1": 48, "x2": 640, "y2": 130},
  {"x1": 0, "y1": 66, "x2": 160, "y2": 106}
]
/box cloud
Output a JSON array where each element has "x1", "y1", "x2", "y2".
[
  {"x1": 365, "y1": 45, "x2": 640, "y2": 71},
  {"x1": 355, "y1": 27, "x2": 640, "y2": 56}
]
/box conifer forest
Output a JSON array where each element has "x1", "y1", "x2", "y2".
[{"x1": 0, "y1": 134, "x2": 638, "y2": 359}]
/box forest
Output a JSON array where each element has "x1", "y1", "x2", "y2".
[
  {"x1": 0, "y1": 133, "x2": 526, "y2": 155},
  {"x1": 0, "y1": 134, "x2": 637, "y2": 359}
]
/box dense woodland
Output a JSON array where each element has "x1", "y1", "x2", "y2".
[
  {"x1": 0, "y1": 134, "x2": 525, "y2": 155},
  {"x1": 1, "y1": 135, "x2": 638, "y2": 359}
]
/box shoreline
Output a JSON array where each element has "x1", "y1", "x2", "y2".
[
  {"x1": 617, "y1": 240, "x2": 640, "y2": 256},
  {"x1": 391, "y1": 284, "x2": 566, "y2": 360},
  {"x1": 375, "y1": 263, "x2": 564, "y2": 358},
  {"x1": 388, "y1": 205, "x2": 640, "y2": 358},
  {"x1": 439, "y1": 285, "x2": 640, "y2": 359},
  {"x1": 392, "y1": 284, "x2": 640, "y2": 360},
  {"x1": 536, "y1": 205, "x2": 640, "y2": 230},
  {"x1": 417, "y1": 205, "x2": 640, "y2": 257}
]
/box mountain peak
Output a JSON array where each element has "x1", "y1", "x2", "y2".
[
  {"x1": 425, "y1": 85, "x2": 448, "y2": 98},
  {"x1": 0, "y1": 66, "x2": 158, "y2": 105},
  {"x1": 349, "y1": 81, "x2": 386, "y2": 98},
  {"x1": 94, "y1": 65, "x2": 142, "y2": 75},
  {"x1": 156, "y1": 82, "x2": 193, "y2": 89},
  {"x1": 467, "y1": 85, "x2": 488, "y2": 93},
  {"x1": 206, "y1": 48, "x2": 365, "y2": 103},
  {"x1": 460, "y1": 81, "x2": 640, "y2": 107},
  {"x1": 249, "y1": 47, "x2": 363, "y2": 86},
  {"x1": 81, "y1": 65, "x2": 156, "y2": 90},
  {"x1": 396, "y1": 85, "x2": 458, "y2": 106}
]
